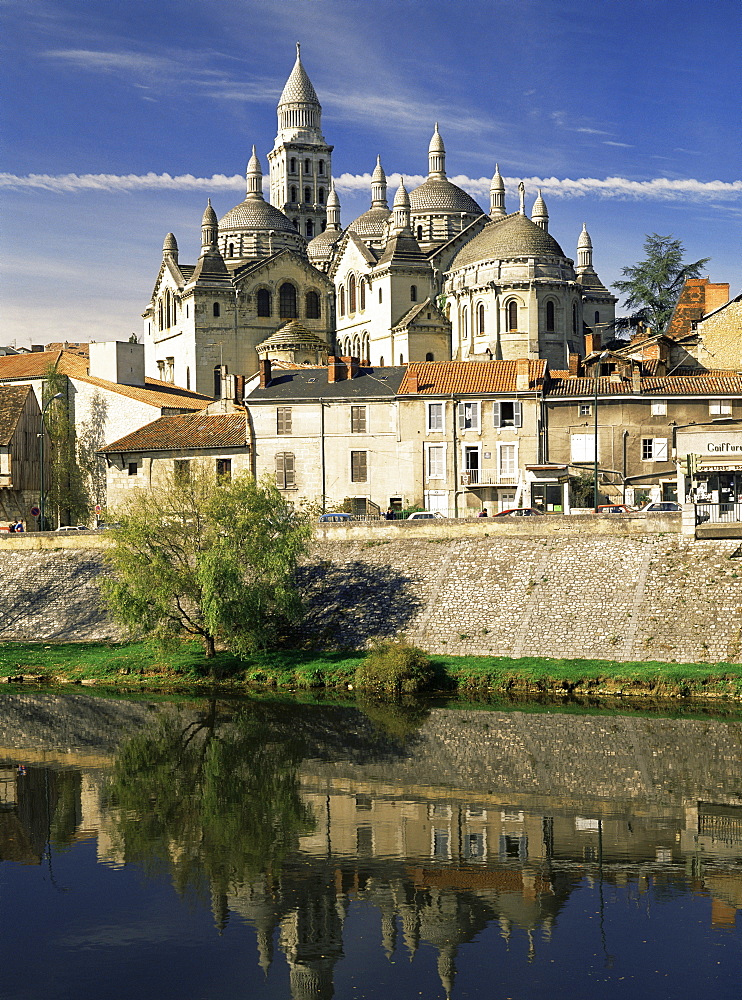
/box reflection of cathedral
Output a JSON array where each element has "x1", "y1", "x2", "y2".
[{"x1": 142, "y1": 45, "x2": 615, "y2": 396}]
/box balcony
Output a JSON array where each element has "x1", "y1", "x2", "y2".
[{"x1": 461, "y1": 471, "x2": 519, "y2": 487}]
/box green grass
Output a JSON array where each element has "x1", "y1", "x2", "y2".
[{"x1": 1, "y1": 641, "x2": 742, "y2": 701}]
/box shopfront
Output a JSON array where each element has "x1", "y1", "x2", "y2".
[
  {"x1": 675, "y1": 422, "x2": 742, "y2": 509},
  {"x1": 526, "y1": 465, "x2": 570, "y2": 513}
]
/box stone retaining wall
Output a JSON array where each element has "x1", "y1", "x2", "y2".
[{"x1": 1, "y1": 534, "x2": 740, "y2": 662}]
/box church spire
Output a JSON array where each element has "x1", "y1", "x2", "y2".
[
  {"x1": 392, "y1": 177, "x2": 411, "y2": 232},
  {"x1": 490, "y1": 163, "x2": 506, "y2": 218},
  {"x1": 576, "y1": 222, "x2": 594, "y2": 272},
  {"x1": 428, "y1": 123, "x2": 446, "y2": 179},
  {"x1": 246, "y1": 146, "x2": 263, "y2": 199},
  {"x1": 276, "y1": 41, "x2": 323, "y2": 140},
  {"x1": 371, "y1": 155, "x2": 388, "y2": 208},
  {"x1": 326, "y1": 179, "x2": 341, "y2": 230},
  {"x1": 531, "y1": 188, "x2": 548, "y2": 231}
]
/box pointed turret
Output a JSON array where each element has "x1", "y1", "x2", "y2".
[
  {"x1": 246, "y1": 145, "x2": 263, "y2": 199},
  {"x1": 277, "y1": 42, "x2": 322, "y2": 138},
  {"x1": 531, "y1": 189, "x2": 548, "y2": 231},
  {"x1": 576, "y1": 222, "x2": 593, "y2": 272},
  {"x1": 371, "y1": 155, "x2": 388, "y2": 208},
  {"x1": 489, "y1": 163, "x2": 506, "y2": 218},
  {"x1": 326, "y1": 180, "x2": 341, "y2": 229},
  {"x1": 428, "y1": 123, "x2": 446, "y2": 179},
  {"x1": 162, "y1": 232, "x2": 178, "y2": 263},
  {"x1": 392, "y1": 178, "x2": 411, "y2": 232},
  {"x1": 191, "y1": 199, "x2": 230, "y2": 282},
  {"x1": 201, "y1": 199, "x2": 219, "y2": 251}
]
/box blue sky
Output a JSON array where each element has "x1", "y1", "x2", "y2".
[{"x1": 1, "y1": 0, "x2": 739, "y2": 347}]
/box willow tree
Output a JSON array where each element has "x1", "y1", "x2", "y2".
[{"x1": 102, "y1": 471, "x2": 312, "y2": 658}]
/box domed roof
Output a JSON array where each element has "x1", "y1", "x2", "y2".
[
  {"x1": 307, "y1": 227, "x2": 343, "y2": 262},
  {"x1": 393, "y1": 179, "x2": 410, "y2": 208},
  {"x1": 409, "y1": 177, "x2": 484, "y2": 216},
  {"x1": 202, "y1": 200, "x2": 218, "y2": 226},
  {"x1": 348, "y1": 205, "x2": 391, "y2": 239},
  {"x1": 163, "y1": 232, "x2": 178, "y2": 253},
  {"x1": 578, "y1": 222, "x2": 593, "y2": 249},
  {"x1": 257, "y1": 320, "x2": 329, "y2": 351},
  {"x1": 451, "y1": 213, "x2": 567, "y2": 269},
  {"x1": 219, "y1": 199, "x2": 298, "y2": 235},
  {"x1": 278, "y1": 43, "x2": 320, "y2": 107}
]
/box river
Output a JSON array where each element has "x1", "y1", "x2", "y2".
[{"x1": 2, "y1": 691, "x2": 741, "y2": 999}]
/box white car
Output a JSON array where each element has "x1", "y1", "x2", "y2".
[
  {"x1": 639, "y1": 501, "x2": 682, "y2": 513},
  {"x1": 55, "y1": 525, "x2": 87, "y2": 531},
  {"x1": 407, "y1": 511, "x2": 444, "y2": 520}
]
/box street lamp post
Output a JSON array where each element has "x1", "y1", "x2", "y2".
[
  {"x1": 593, "y1": 351, "x2": 608, "y2": 512},
  {"x1": 39, "y1": 392, "x2": 64, "y2": 531}
]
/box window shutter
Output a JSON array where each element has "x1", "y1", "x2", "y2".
[
  {"x1": 458, "y1": 402, "x2": 466, "y2": 430},
  {"x1": 284, "y1": 452, "x2": 295, "y2": 487},
  {"x1": 275, "y1": 452, "x2": 285, "y2": 487},
  {"x1": 494, "y1": 402, "x2": 502, "y2": 428},
  {"x1": 653, "y1": 438, "x2": 668, "y2": 461},
  {"x1": 513, "y1": 401, "x2": 522, "y2": 428}
]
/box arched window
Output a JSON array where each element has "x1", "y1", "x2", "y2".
[
  {"x1": 306, "y1": 291, "x2": 320, "y2": 319},
  {"x1": 186, "y1": 367, "x2": 190, "y2": 390},
  {"x1": 292, "y1": 218, "x2": 299, "y2": 231},
  {"x1": 362, "y1": 333, "x2": 370, "y2": 361},
  {"x1": 360, "y1": 279, "x2": 365, "y2": 311},
  {"x1": 257, "y1": 289, "x2": 271, "y2": 317},
  {"x1": 279, "y1": 283, "x2": 297, "y2": 319},
  {"x1": 318, "y1": 160, "x2": 325, "y2": 175},
  {"x1": 304, "y1": 159, "x2": 311, "y2": 174},
  {"x1": 410, "y1": 284, "x2": 417, "y2": 302},
  {"x1": 214, "y1": 366, "x2": 221, "y2": 399},
  {"x1": 426, "y1": 352, "x2": 434, "y2": 362},
  {"x1": 228, "y1": 243, "x2": 234, "y2": 258},
  {"x1": 306, "y1": 220, "x2": 314, "y2": 238},
  {"x1": 595, "y1": 310, "x2": 600, "y2": 325},
  {"x1": 462, "y1": 306, "x2": 469, "y2": 341},
  {"x1": 380, "y1": 356, "x2": 385, "y2": 367},
  {"x1": 417, "y1": 225, "x2": 423, "y2": 241},
  {"x1": 399, "y1": 353, "x2": 404, "y2": 364},
  {"x1": 349, "y1": 275, "x2": 357, "y2": 313},
  {"x1": 339, "y1": 286, "x2": 345, "y2": 316},
  {"x1": 378, "y1": 287, "x2": 383, "y2": 304},
  {"x1": 213, "y1": 302, "x2": 220, "y2": 318},
  {"x1": 353, "y1": 334, "x2": 360, "y2": 357},
  {"x1": 546, "y1": 301, "x2": 555, "y2": 332},
  {"x1": 290, "y1": 186, "x2": 297, "y2": 202},
  {"x1": 508, "y1": 300, "x2": 518, "y2": 331},
  {"x1": 158, "y1": 299, "x2": 163, "y2": 331},
  {"x1": 304, "y1": 187, "x2": 311, "y2": 204},
  {"x1": 477, "y1": 302, "x2": 485, "y2": 335},
  {"x1": 290, "y1": 157, "x2": 296, "y2": 173},
  {"x1": 318, "y1": 187, "x2": 325, "y2": 204},
  {"x1": 572, "y1": 303, "x2": 578, "y2": 335}
]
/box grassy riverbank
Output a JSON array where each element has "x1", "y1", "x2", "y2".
[{"x1": 2, "y1": 641, "x2": 742, "y2": 700}]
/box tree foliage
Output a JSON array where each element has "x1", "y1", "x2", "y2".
[
  {"x1": 612, "y1": 234, "x2": 710, "y2": 336},
  {"x1": 102, "y1": 471, "x2": 312, "y2": 658},
  {"x1": 42, "y1": 365, "x2": 92, "y2": 526}
]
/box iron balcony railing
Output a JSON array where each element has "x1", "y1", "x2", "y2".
[
  {"x1": 460, "y1": 471, "x2": 519, "y2": 486},
  {"x1": 695, "y1": 501, "x2": 742, "y2": 524}
]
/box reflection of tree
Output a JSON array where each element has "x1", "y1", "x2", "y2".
[{"x1": 106, "y1": 702, "x2": 314, "y2": 901}]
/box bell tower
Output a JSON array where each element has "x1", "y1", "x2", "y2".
[{"x1": 268, "y1": 43, "x2": 333, "y2": 243}]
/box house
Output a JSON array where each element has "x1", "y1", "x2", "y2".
[{"x1": 0, "y1": 385, "x2": 48, "y2": 528}]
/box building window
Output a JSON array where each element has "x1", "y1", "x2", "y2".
[
  {"x1": 477, "y1": 302, "x2": 485, "y2": 335},
  {"x1": 257, "y1": 288, "x2": 271, "y2": 317},
  {"x1": 410, "y1": 284, "x2": 417, "y2": 302},
  {"x1": 292, "y1": 218, "x2": 299, "y2": 230},
  {"x1": 174, "y1": 459, "x2": 190, "y2": 480},
  {"x1": 351, "y1": 405, "x2": 367, "y2": 433},
  {"x1": 186, "y1": 367, "x2": 190, "y2": 390},
  {"x1": 214, "y1": 367, "x2": 221, "y2": 399},
  {"x1": 349, "y1": 275, "x2": 356, "y2": 313},
  {"x1": 318, "y1": 187, "x2": 325, "y2": 204},
  {"x1": 651, "y1": 400, "x2": 667, "y2": 416},
  {"x1": 127, "y1": 461, "x2": 138, "y2": 476},
  {"x1": 495, "y1": 401, "x2": 522, "y2": 428},
  {"x1": 508, "y1": 300, "x2": 518, "y2": 331},
  {"x1": 228, "y1": 243, "x2": 234, "y2": 258},
  {"x1": 318, "y1": 159, "x2": 325, "y2": 175},
  {"x1": 595, "y1": 311, "x2": 600, "y2": 325},
  {"x1": 359, "y1": 280, "x2": 365, "y2": 311},
  {"x1": 279, "y1": 283, "x2": 298, "y2": 318},
  {"x1": 304, "y1": 187, "x2": 311, "y2": 204},
  {"x1": 578, "y1": 403, "x2": 592, "y2": 417},
  {"x1": 462, "y1": 306, "x2": 469, "y2": 340},
  {"x1": 498, "y1": 443, "x2": 517, "y2": 479},
  {"x1": 710, "y1": 399, "x2": 732, "y2": 415},
  {"x1": 290, "y1": 185, "x2": 297, "y2": 202},
  {"x1": 277, "y1": 406, "x2": 292, "y2": 435},
  {"x1": 351, "y1": 451, "x2": 367, "y2": 482},
  {"x1": 572, "y1": 302, "x2": 578, "y2": 335},
  {"x1": 290, "y1": 157, "x2": 296, "y2": 173},
  {"x1": 306, "y1": 219, "x2": 313, "y2": 238},
  {"x1": 304, "y1": 159, "x2": 311, "y2": 174},
  {"x1": 458, "y1": 400, "x2": 480, "y2": 431},
  {"x1": 427, "y1": 403, "x2": 444, "y2": 432},
  {"x1": 213, "y1": 302, "x2": 220, "y2": 318},
  {"x1": 216, "y1": 458, "x2": 231, "y2": 479},
  {"x1": 417, "y1": 225, "x2": 423, "y2": 241},
  {"x1": 378, "y1": 287, "x2": 382, "y2": 304},
  {"x1": 642, "y1": 437, "x2": 668, "y2": 461},
  {"x1": 427, "y1": 445, "x2": 445, "y2": 479},
  {"x1": 571, "y1": 433, "x2": 596, "y2": 462},
  {"x1": 426, "y1": 352, "x2": 434, "y2": 362},
  {"x1": 546, "y1": 301, "x2": 555, "y2": 332},
  {"x1": 339, "y1": 286, "x2": 345, "y2": 316},
  {"x1": 276, "y1": 452, "x2": 295, "y2": 489},
  {"x1": 305, "y1": 291, "x2": 320, "y2": 319}
]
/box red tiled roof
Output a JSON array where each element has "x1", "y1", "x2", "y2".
[
  {"x1": 547, "y1": 372, "x2": 742, "y2": 397},
  {"x1": 0, "y1": 350, "x2": 211, "y2": 411},
  {"x1": 102, "y1": 412, "x2": 249, "y2": 453},
  {"x1": 398, "y1": 360, "x2": 547, "y2": 395}
]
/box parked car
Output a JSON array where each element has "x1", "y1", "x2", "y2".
[
  {"x1": 639, "y1": 501, "x2": 682, "y2": 513},
  {"x1": 55, "y1": 525, "x2": 87, "y2": 532},
  {"x1": 493, "y1": 507, "x2": 544, "y2": 517},
  {"x1": 318, "y1": 513, "x2": 352, "y2": 523},
  {"x1": 407, "y1": 511, "x2": 444, "y2": 520},
  {"x1": 597, "y1": 504, "x2": 634, "y2": 514}
]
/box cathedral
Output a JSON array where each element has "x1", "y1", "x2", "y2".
[{"x1": 142, "y1": 44, "x2": 615, "y2": 394}]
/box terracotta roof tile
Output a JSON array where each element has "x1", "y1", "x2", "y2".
[
  {"x1": 102, "y1": 412, "x2": 249, "y2": 453},
  {"x1": 398, "y1": 360, "x2": 547, "y2": 395}
]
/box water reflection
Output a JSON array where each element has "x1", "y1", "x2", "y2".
[{"x1": 2, "y1": 694, "x2": 741, "y2": 999}]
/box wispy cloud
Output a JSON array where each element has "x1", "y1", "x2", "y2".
[
  {"x1": 3, "y1": 171, "x2": 739, "y2": 204},
  {"x1": 604, "y1": 141, "x2": 634, "y2": 148}
]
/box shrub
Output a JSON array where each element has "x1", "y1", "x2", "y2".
[{"x1": 354, "y1": 640, "x2": 434, "y2": 696}]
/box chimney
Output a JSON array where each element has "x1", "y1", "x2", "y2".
[
  {"x1": 341, "y1": 355, "x2": 359, "y2": 379},
  {"x1": 516, "y1": 358, "x2": 530, "y2": 392},
  {"x1": 568, "y1": 352, "x2": 581, "y2": 376},
  {"x1": 327, "y1": 356, "x2": 344, "y2": 383},
  {"x1": 407, "y1": 371, "x2": 419, "y2": 393},
  {"x1": 631, "y1": 364, "x2": 641, "y2": 394},
  {"x1": 259, "y1": 358, "x2": 272, "y2": 389},
  {"x1": 584, "y1": 331, "x2": 602, "y2": 355},
  {"x1": 235, "y1": 374, "x2": 246, "y2": 403}
]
